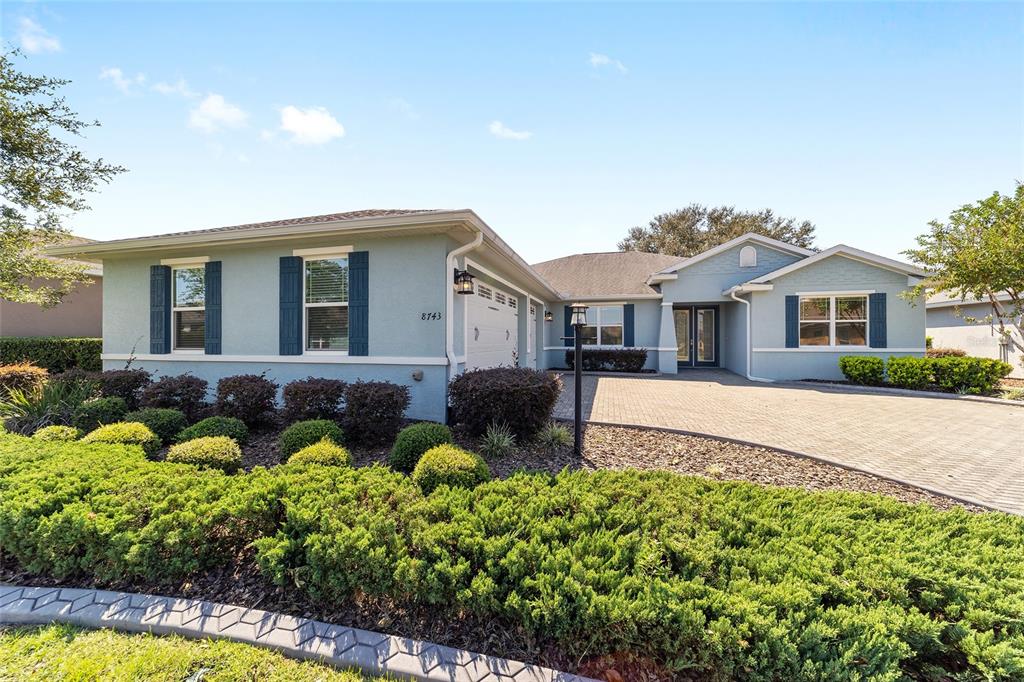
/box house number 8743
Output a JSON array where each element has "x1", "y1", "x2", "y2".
[{"x1": 420, "y1": 312, "x2": 442, "y2": 320}]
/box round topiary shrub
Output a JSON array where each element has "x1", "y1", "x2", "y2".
[
  {"x1": 72, "y1": 396, "x2": 129, "y2": 432},
  {"x1": 166, "y1": 436, "x2": 242, "y2": 474},
  {"x1": 81, "y1": 421, "x2": 161, "y2": 457},
  {"x1": 389, "y1": 422, "x2": 452, "y2": 473},
  {"x1": 31, "y1": 425, "x2": 82, "y2": 442},
  {"x1": 175, "y1": 416, "x2": 249, "y2": 444},
  {"x1": 279, "y1": 419, "x2": 344, "y2": 458},
  {"x1": 124, "y1": 408, "x2": 187, "y2": 445},
  {"x1": 412, "y1": 444, "x2": 491, "y2": 495},
  {"x1": 287, "y1": 437, "x2": 352, "y2": 466}
]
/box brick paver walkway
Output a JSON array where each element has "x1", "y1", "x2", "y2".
[{"x1": 554, "y1": 370, "x2": 1024, "y2": 514}]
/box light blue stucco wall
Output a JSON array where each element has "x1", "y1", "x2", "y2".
[
  {"x1": 749, "y1": 254, "x2": 926, "y2": 380},
  {"x1": 660, "y1": 243, "x2": 804, "y2": 303},
  {"x1": 720, "y1": 301, "x2": 747, "y2": 376}
]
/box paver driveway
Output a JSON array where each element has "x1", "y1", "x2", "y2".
[{"x1": 554, "y1": 370, "x2": 1024, "y2": 514}]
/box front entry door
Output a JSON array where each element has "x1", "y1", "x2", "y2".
[{"x1": 674, "y1": 305, "x2": 719, "y2": 368}]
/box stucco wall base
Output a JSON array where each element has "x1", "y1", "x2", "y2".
[{"x1": 751, "y1": 351, "x2": 922, "y2": 381}]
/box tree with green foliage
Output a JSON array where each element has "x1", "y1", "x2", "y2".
[
  {"x1": 618, "y1": 203, "x2": 816, "y2": 256},
  {"x1": 905, "y1": 184, "x2": 1024, "y2": 368},
  {"x1": 0, "y1": 51, "x2": 125, "y2": 307}
]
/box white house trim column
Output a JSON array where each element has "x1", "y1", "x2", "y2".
[{"x1": 657, "y1": 301, "x2": 678, "y2": 374}]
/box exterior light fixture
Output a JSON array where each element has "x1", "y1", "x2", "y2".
[
  {"x1": 544, "y1": 310, "x2": 553, "y2": 323},
  {"x1": 570, "y1": 302, "x2": 589, "y2": 327},
  {"x1": 569, "y1": 302, "x2": 589, "y2": 458},
  {"x1": 453, "y1": 268, "x2": 475, "y2": 295}
]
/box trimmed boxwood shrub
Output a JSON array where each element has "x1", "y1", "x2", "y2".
[
  {"x1": 565, "y1": 348, "x2": 648, "y2": 373},
  {"x1": 930, "y1": 356, "x2": 1012, "y2": 394},
  {"x1": 140, "y1": 374, "x2": 208, "y2": 421},
  {"x1": 80, "y1": 421, "x2": 160, "y2": 457},
  {"x1": 287, "y1": 437, "x2": 352, "y2": 466},
  {"x1": 124, "y1": 408, "x2": 187, "y2": 445},
  {"x1": 175, "y1": 416, "x2": 249, "y2": 444},
  {"x1": 838, "y1": 356, "x2": 885, "y2": 385},
  {"x1": 887, "y1": 356, "x2": 932, "y2": 390},
  {"x1": 98, "y1": 369, "x2": 152, "y2": 409},
  {"x1": 0, "y1": 363, "x2": 48, "y2": 396},
  {"x1": 215, "y1": 374, "x2": 278, "y2": 427},
  {"x1": 72, "y1": 396, "x2": 128, "y2": 432},
  {"x1": 282, "y1": 377, "x2": 347, "y2": 422},
  {"x1": 341, "y1": 381, "x2": 409, "y2": 445},
  {"x1": 448, "y1": 367, "x2": 561, "y2": 439},
  {"x1": 279, "y1": 419, "x2": 344, "y2": 457},
  {"x1": 166, "y1": 436, "x2": 242, "y2": 474},
  {"x1": 31, "y1": 425, "x2": 81, "y2": 442},
  {"x1": 411, "y1": 444, "x2": 491, "y2": 494},
  {"x1": 0, "y1": 336, "x2": 101, "y2": 372},
  {"x1": 388, "y1": 422, "x2": 452, "y2": 473}
]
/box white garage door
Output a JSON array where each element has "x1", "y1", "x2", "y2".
[{"x1": 466, "y1": 283, "x2": 518, "y2": 369}]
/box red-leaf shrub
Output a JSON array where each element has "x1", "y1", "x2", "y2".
[
  {"x1": 140, "y1": 374, "x2": 208, "y2": 422},
  {"x1": 448, "y1": 367, "x2": 561, "y2": 439},
  {"x1": 341, "y1": 380, "x2": 409, "y2": 445},
  {"x1": 215, "y1": 374, "x2": 279, "y2": 427},
  {"x1": 98, "y1": 369, "x2": 152, "y2": 409},
  {"x1": 0, "y1": 363, "x2": 48, "y2": 395},
  {"x1": 282, "y1": 377, "x2": 347, "y2": 422}
]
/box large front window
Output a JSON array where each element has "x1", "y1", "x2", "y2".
[
  {"x1": 173, "y1": 266, "x2": 205, "y2": 350},
  {"x1": 799, "y1": 295, "x2": 868, "y2": 347},
  {"x1": 581, "y1": 305, "x2": 624, "y2": 346},
  {"x1": 305, "y1": 257, "x2": 349, "y2": 351}
]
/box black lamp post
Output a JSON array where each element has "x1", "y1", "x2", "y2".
[{"x1": 569, "y1": 302, "x2": 588, "y2": 457}]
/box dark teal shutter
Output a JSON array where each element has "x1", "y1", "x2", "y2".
[
  {"x1": 204, "y1": 261, "x2": 222, "y2": 355},
  {"x1": 785, "y1": 295, "x2": 799, "y2": 348},
  {"x1": 279, "y1": 256, "x2": 302, "y2": 355},
  {"x1": 623, "y1": 304, "x2": 635, "y2": 347},
  {"x1": 348, "y1": 251, "x2": 369, "y2": 356},
  {"x1": 150, "y1": 265, "x2": 171, "y2": 354},
  {"x1": 563, "y1": 305, "x2": 573, "y2": 347},
  {"x1": 869, "y1": 293, "x2": 887, "y2": 348}
]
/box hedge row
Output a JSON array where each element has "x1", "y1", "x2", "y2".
[
  {"x1": 1, "y1": 432, "x2": 1021, "y2": 679},
  {"x1": 840, "y1": 355, "x2": 1013, "y2": 394},
  {"x1": 564, "y1": 348, "x2": 648, "y2": 373},
  {"x1": 0, "y1": 337, "x2": 101, "y2": 372}
]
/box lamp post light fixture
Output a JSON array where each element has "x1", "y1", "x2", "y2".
[
  {"x1": 569, "y1": 302, "x2": 588, "y2": 458},
  {"x1": 453, "y1": 268, "x2": 475, "y2": 295}
]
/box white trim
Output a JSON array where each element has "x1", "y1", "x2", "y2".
[
  {"x1": 464, "y1": 257, "x2": 528, "y2": 300},
  {"x1": 753, "y1": 347, "x2": 925, "y2": 353},
  {"x1": 661, "y1": 301, "x2": 674, "y2": 307},
  {"x1": 101, "y1": 353, "x2": 449, "y2": 365},
  {"x1": 653, "y1": 233, "x2": 814, "y2": 276},
  {"x1": 746, "y1": 245, "x2": 929, "y2": 284},
  {"x1": 738, "y1": 245, "x2": 757, "y2": 268},
  {"x1": 292, "y1": 245, "x2": 354, "y2": 257},
  {"x1": 926, "y1": 292, "x2": 1015, "y2": 309},
  {"x1": 567, "y1": 294, "x2": 662, "y2": 301},
  {"x1": 161, "y1": 256, "x2": 209, "y2": 265},
  {"x1": 301, "y1": 254, "x2": 350, "y2": 352},
  {"x1": 542, "y1": 345, "x2": 663, "y2": 351},
  {"x1": 171, "y1": 264, "x2": 206, "y2": 353},
  {"x1": 723, "y1": 283, "x2": 773, "y2": 295},
  {"x1": 647, "y1": 273, "x2": 677, "y2": 284},
  {"x1": 798, "y1": 293, "x2": 869, "y2": 348},
  {"x1": 795, "y1": 289, "x2": 875, "y2": 296}
]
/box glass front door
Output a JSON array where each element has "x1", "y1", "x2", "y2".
[{"x1": 675, "y1": 305, "x2": 718, "y2": 368}]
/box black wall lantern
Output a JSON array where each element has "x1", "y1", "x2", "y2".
[
  {"x1": 543, "y1": 310, "x2": 553, "y2": 323},
  {"x1": 453, "y1": 268, "x2": 475, "y2": 295}
]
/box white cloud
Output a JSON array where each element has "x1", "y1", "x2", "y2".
[
  {"x1": 153, "y1": 78, "x2": 197, "y2": 98},
  {"x1": 188, "y1": 94, "x2": 248, "y2": 133},
  {"x1": 99, "y1": 67, "x2": 146, "y2": 94},
  {"x1": 18, "y1": 18, "x2": 61, "y2": 54},
  {"x1": 259, "y1": 129, "x2": 276, "y2": 141},
  {"x1": 279, "y1": 105, "x2": 345, "y2": 145},
  {"x1": 488, "y1": 120, "x2": 532, "y2": 141},
  {"x1": 588, "y1": 52, "x2": 627, "y2": 74}
]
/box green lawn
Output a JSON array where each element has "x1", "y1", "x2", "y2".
[{"x1": 0, "y1": 624, "x2": 385, "y2": 681}]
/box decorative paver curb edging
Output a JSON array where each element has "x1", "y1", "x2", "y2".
[
  {"x1": 568, "y1": 418, "x2": 1011, "y2": 515},
  {"x1": 0, "y1": 585, "x2": 596, "y2": 682},
  {"x1": 788, "y1": 380, "x2": 1024, "y2": 408}
]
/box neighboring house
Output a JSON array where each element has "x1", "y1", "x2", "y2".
[
  {"x1": 48, "y1": 209, "x2": 929, "y2": 421},
  {"x1": 927, "y1": 292, "x2": 1022, "y2": 377}
]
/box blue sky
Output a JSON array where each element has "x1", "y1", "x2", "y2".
[{"x1": 3, "y1": 2, "x2": 1022, "y2": 264}]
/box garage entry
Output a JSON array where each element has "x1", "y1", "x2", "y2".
[{"x1": 466, "y1": 283, "x2": 518, "y2": 369}]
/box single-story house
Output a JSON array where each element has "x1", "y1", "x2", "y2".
[
  {"x1": 927, "y1": 292, "x2": 1022, "y2": 377},
  {"x1": 49, "y1": 209, "x2": 929, "y2": 421}
]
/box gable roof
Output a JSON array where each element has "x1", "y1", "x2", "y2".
[
  {"x1": 532, "y1": 251, "x2": 684, "y2": 299},
  {"x1": 743, "y1": 244, "x2": 929, "y2": 285},
  {"x1": 652, "y1": 233, "x2": 815, "y2": 276}
]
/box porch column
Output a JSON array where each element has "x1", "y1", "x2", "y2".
[{"x1": 657, "y1": 301, "x2": 678, "y2": 374}]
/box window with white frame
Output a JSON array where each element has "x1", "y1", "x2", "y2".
[
  {"x1": 173, "y1": 266, "x2": 205, "y2": 351},
  {"x1": 580, "y1": 305, "x2": 624, "y2": 346},
  {"x1": 304, "y1": 256, "x2": 349, "y2": 351},
  {"x1": 799, "y1": 295, "x2": 868, "y2": 347}
]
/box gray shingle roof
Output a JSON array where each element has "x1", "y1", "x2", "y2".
[{"x1": 531, "y1": 251, "x2": 685, "y2": 298}]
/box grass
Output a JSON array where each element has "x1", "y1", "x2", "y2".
[{"x1": 0, "y1": 624, "x2": 387, "y2": 681}]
